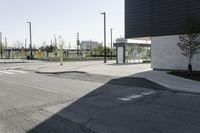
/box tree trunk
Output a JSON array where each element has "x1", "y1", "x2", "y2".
[{"x1": 188, "y1": 56, "x2": 192, "y2": 74}]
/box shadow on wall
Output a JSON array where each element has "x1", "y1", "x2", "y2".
[{"x1": 27, "y1": 76, "x2": 166, "y2": 133}]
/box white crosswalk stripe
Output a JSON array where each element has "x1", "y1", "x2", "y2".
[
  {"x1": 0, "y1": 70, "x2": 15, "y2": 74},
  {"x1": 119, "y1": 91, "x2": 156, "y2": 101},
  {"x1": 0, "y1": 70, "x2": 28, "y2": 75},
  {"x1": 6, "y1": 70, "x2": 28, "y2": 74}
]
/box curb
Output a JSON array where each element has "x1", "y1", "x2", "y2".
[
  {"x1": 35, "y1": 70, "x2": 87, "y2": 74},
  {"x1": 144, "y1": 77, "x2": 200, "y2": 95}
]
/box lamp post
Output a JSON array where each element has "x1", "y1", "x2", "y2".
[
  {"x1": 26, "y1": 22, "x2": 33, "y2": 59},
  {"x1": 25, "y1": 39, "x2": 27, "y2": 56},
  {"x1": 101, "y1": 12, "x2": 107, "y2": 63},
  {"x1": 4, "y1": 37, "x2": 7, "y2": 50},
  {"x1": 59, "y1": 37, "x2": 64, "y2": 66},
  {"x1": 77, "y1": 33, "x2": 80, "y2": 56},
  {"x1": 60, "y1": 44, "x2": 63, "y2": 65},
  {"x1": 0, "y1": 32, "x2": 2, "y2": 59},
  {"x1": 110, "y1": 28, "x2": 113, "y2": 59}
]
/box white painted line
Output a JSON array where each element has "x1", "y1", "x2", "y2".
[
  {"x1": 7, "y1": 66, "x2": 27, "y2": 69},
  {"x1": 7, "y1": 70, "x2": 28, "y2": 74},
  {"x1": 145, "y1": 68, "x2": 153, "y2": 71},
  {"x1": 142, "y1": 91, "x2": 155, "y2": 96},
  {"x1": 119, "y1": 91, "x2": 155, "y2": 101},
  {"x1": 0, "y1": 70, "x2": 15, "y2": 74},
  {"x1": 0, "y1": 78, "x2": 59, "y2": 94},
  {"x1": 120, "y1": 95, "x2": 143, "y2": 101}
]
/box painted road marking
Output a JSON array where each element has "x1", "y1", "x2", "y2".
[
  {"x1": 145, "y1": 68, "x2": 153, "y2": 71},
  {"x1": 0, "y1": 78, "x2": 59, "y2": 94},
  {"x1": 6, "y1": 70, "x2": 28, "y2": 74},
  {"x1": 0, "y1": 70, "x2": 15, "y2": 74},
  {"x1": 0, "y1": 70, "x2": 28, "y2": 75},
  {"x1": 119, "y1": 91, "x2": 155, "y2": 101}
]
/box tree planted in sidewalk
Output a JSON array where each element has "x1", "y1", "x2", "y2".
[{"x1": 177, "y1": 17, "x2": 200, "y2": 74}]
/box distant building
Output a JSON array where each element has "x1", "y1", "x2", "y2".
[{"x1": 80, "y1": 41, "x2": 102, "y2": 50}]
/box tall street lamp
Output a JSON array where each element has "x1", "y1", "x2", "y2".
[
  {"x1": 101, "y1": 12, "x2": 107, "y2": 63},
  {"x1": 25, "y1": 38, "x2": 27, "y2": 56},
  {"x1": 110, "y1": 28, "x2": 113, "y2": 59},
  {"x1": 4, "y1": 37, "x2": 7, "y2": 50},
  {"x1": 0, "y1": 32, "x2": 3, "y2": 59},
  {"x1": 26, "y1": 22, "x2": 33, "y2": 59},
  {"x1": 77, "y1": 33, "x2": 80, "y2": 56}
]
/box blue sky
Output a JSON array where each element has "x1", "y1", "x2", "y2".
[{"x1": 0, "y1": 0, "x2": 124, "y2": 48}]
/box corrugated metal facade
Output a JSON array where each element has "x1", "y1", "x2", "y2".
[{"x1": 125, "y1": 0, "x2": 200, "y2": 38}]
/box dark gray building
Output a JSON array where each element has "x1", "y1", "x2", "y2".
[
  {"x1": 125, "y1": 0, "x2": 200, "y2": 71},
  {"x1": 125, "y1": 0, "x2": 200, "y2": 38}
]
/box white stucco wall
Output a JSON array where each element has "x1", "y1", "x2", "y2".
[
  {"x1": 117, "y1": 47, "x2": 124, "y2": 63},
  {"x1": 151, "y1": 35, "x2": 200, "y2": 71}
]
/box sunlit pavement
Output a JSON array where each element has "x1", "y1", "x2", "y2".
[{"x1": 0, "y1": 61, "x2": 200, "y2": 133}]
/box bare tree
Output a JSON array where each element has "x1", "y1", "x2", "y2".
[
  {"x1": 176, "y1": 17, "x2": 200, "y2": 74},
  {"x1": 177, "y1": 34, "x2": 200, "y2": 73}
]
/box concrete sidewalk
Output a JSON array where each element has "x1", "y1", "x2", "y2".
[
  {"x1": 19, "y1": 61, "x2": 152, "y2": 77},
  {"x1": 33, "y1": 61, "x2": 200, "y2": 94},
  {"x1": 133, "y1": 70, "x2": 200, "y2": 94},
  {"x1": 7, "y1": 60, "x2": 200, "y2": 94}
]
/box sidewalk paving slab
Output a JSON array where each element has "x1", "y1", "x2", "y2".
[{"x1": 133, "y1": 70, "x2": 200, "y2": 94}]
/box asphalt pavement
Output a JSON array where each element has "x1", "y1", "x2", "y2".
[{"x1": 0, "y1": 63, "x2": 200, "y2": 133}]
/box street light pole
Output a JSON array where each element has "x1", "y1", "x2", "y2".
[
  {"x1": 26, "y1": 22, "x2": 33, "y2": 59},
  {"x1": 110, "y1": 28, "x2": 113, "y2": 59},
  {"x1": 77, "y1": 33, "x2": 80, "y2": 56},
  {"x1": 4, "y1": 37, "x2": 7, "y2": 50},
  {"x1": 25, "y1": 39, "x2": 27, "y2": 56},
  {"x1": 54, "y1": 34, "x2": 57, "y2": 46},
  {"x1": 0, "y1": 32, "x2": 2, "y2": 59},
  {"x1": 101, "y1": 12, "x2": 107, "y2": 63}
]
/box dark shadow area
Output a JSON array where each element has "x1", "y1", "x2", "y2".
[
  {"x1": 27, "y1": 76, "x2": 167, "y2": 133},
  {"x1": 169, "y1": 71, "x2": 200, "y2": 82}
]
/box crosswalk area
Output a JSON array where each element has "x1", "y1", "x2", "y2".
[{"x1": 0, "y1": 70, "x2": 28, "y2": 75}]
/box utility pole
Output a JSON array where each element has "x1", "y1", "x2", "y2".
[
  {"x1": 25, "y1": 39, "x2": 27, "y2": 56},
  {"x1": 60, "y1": 44, "x2": 63, "y2": 65},
  {"x1": 77, "y1": 33, "x2": 80, "y2": 56},
  {"x1": 26, "y1": 22, "x2": 33, "y2": 59},
  {"x1": 4, "y1": 37, "x2": 7, "y2": 59},
  {"x1": 59, "y1": 37, "x2": 64, "y2": 66},
  {"x1": 101, "y1": 12, "x2": 107, "y2": 63},
  {"x1": 54, "y1": 34, "x2": 57, "y2": 46},
  {"x1": 110, "y1": 28, "x2": 113, "y2": 59},
  {"x1": 68, "y1": 42, "x2": 71, "y2": 50},
  {"x1": 4, "y1": 37, "x2": 7, "y2": 50},
  {"x1": 0, "y1": 32, "x2": 3, "y2": 59}
]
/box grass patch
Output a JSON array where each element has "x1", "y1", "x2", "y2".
[{"x1": 168, "y1": 71, "x2": 200, "y2": 82}]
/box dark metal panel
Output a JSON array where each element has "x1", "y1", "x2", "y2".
[
  {"x1": 188, "y1": 0, "x2": 200, "y2": 18},
  {"x1": 152, "y1": 0, "x2": 187, "y2": 36},
  {"x1": 125, "y1": 0, "x2": 151, "y2": 38},
  {"x1": 125, "y1": 0, "x2": 200, "y2": 38}
]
